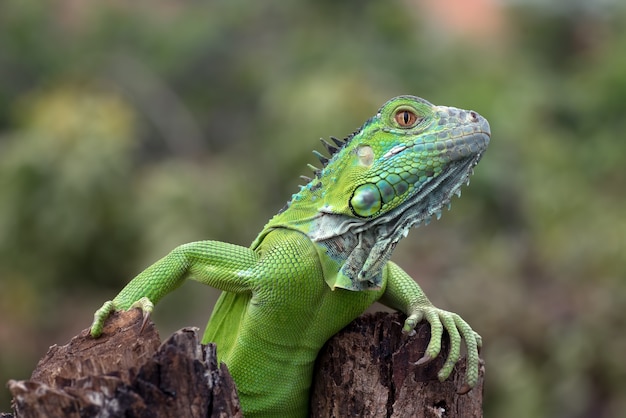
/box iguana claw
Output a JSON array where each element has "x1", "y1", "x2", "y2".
[
  {"x1": 457, "y1": 383, "x2": 472, "y2": 395},
  {"x1": 406, "y1": 306, "x2": 481, "y2": 391},
  {"x1": 415, "y1": 353, "x2": 433, "y2": 366},
  {"x1": 131, "y1": 297, "x2": 154, "y2": 334}
]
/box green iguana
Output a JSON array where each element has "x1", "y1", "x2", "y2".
[{"x1": 90, "y1": 95, "x2": 490, "y2": 417}]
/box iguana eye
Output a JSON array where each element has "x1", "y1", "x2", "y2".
[{"x1": 394, "y1": 109, "x2": 421, "y2": 128}]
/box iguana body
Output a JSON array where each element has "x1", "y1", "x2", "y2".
[{"x1": 91, "y1": 96, "x2": 491, "y2": 418}]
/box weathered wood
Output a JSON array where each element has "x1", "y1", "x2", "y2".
[
  {"x1": 7, "y1": 309, "x2": 242, "y2": 418},
  {"x1": 5, "y1": 310, "x2": 483, "y2": 417},
  {"x1": 30, "y1": 308, "x2": 161, "y2": 386},
  {"x1": 310, "y1": 312, "x2": 484, "y2": 418}
]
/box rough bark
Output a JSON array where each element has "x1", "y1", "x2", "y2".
[
  {"x1": 5, "y1": 310, "x2": 483, "y2": 417},
  {"x1": 310, "y1": 312, "x2": 485, "y2": 418},
  {"x1": 6, "y1": 309, "x2": 242, "y2": 418}
]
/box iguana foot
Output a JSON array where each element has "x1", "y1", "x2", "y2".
[
  {"x1": 90, "y1": 296, "x2": 154, "y2": 338},
  {"x1": 403, "y1": 307, "x2": 482, "y2": 391}
]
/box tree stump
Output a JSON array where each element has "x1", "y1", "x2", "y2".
[
  {"x1": 6, "y1": 309, "x2": 242, "y2": 418},
  {"x1": 310, "y1": 312, "x2": 484, "y2": 418},
  {"x1": 5, "y1": 310, "x2": 483, "y2": 417}
]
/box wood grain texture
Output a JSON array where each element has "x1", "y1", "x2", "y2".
[
  {"x1": 310, "y1": 312, "x2": 484, "y2": 418},
  {"x1": 7, "y1": 310, "x2": 242, "y2": 418}
]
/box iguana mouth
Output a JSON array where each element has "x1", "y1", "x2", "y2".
[
  {"x1": 365, "y1": 151, "x2": 486, "y2": 234},
  {"x1": 350, "y1": 152, "x2": 486, "y2": 282}
]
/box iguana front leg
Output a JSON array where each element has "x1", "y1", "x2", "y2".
[
  {"x1": 379, "y1": 261, "x2": 482, "y2": 393},
  {"x1": 90, "y1": 240, "x2": 258, "y2": 337}
]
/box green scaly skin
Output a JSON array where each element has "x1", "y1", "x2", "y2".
[{"x1": 90, "y1": 95, "x2": 490, "y2": 418}]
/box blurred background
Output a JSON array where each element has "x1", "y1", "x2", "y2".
[{"x1": 1, "y1": 0, "x2": 625, "y2": 416}]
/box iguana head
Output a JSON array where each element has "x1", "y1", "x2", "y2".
[{"x1": 263, "y1": 95, "x2": 491, "y2": 291}]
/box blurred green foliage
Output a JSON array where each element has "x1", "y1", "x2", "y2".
[{"x1": 1, "y1": 1, "x2": 625, "y2": 417}]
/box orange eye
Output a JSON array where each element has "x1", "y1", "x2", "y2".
[{"x1": 394, "y1": 109, "x2": 420, "y2": 127}]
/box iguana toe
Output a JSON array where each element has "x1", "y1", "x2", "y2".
[{"x1": 90, "y1": 300, "x2": 117, "y2": 338}]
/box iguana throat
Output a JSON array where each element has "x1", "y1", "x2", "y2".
[{"x1": 260, "y1": 95, "x2": 491, "y2": 291}]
